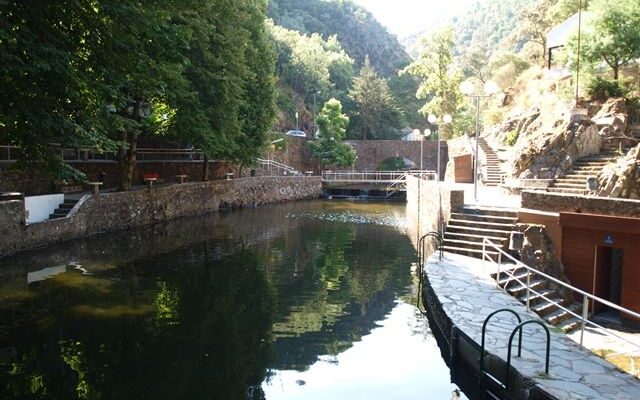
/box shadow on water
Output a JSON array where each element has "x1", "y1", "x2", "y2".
[{"x1": 0, "y1": 200, "x2": 471, "y2": 399}]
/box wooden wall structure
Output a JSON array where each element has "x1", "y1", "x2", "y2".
[{"x1": 559, "y1": 212, "x2": 640, "y2": 316}]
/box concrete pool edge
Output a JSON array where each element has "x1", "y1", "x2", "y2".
[{"x1": 421, "y1": 252, "x2": 640, "y2": 400}]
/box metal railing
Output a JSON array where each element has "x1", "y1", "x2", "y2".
[
  {"x1": 322, "y1": 169, "x2": 436, "y2": 184},
  {"x1": 256, "y1": 158, "x2": 299, "y2": 175},
  {"x1": 481, "y1": 237, "x2": 640, "y2": 371},
  {"x1": 1, "y1": 145, "x2": 207, "y2": 162}
]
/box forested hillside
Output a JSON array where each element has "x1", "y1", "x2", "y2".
[
  {"x1": 268, "y1": 0, "x2": 423, "y2": 136},
  {"x1": 403, "y1": 0, "x2": 535, "y2": 59}
]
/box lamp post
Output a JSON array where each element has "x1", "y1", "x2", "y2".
[
  {"x1": 425, "y1": 114, "x2": 452, "y2": 181},
  {"x1": 460, "y1": 80, "x2": 498, "y2": 202},
  {"x1": 313, "y1": 91, "x2": 321, "y2": 137},
  {"x1": 413, "y1": 128, "x2": 423, "y2": 172}
]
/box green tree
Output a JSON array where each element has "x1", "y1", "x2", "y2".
[
  {"x1": 348, "y1": 57, "x2": 404, "y2": 140},
  {"x1": 309, "y1": 99, "x2": 355, "y2": 167},
  {"x1": 401, "y1": 27, "x2": 462, "y2": 139},
  {"x1": 549, "y1": 0, "x2": 591, "y2": 24},
  {"x1": 514, "y1": 0, "x2": 556, "y2": 63},
  {"x1": 576, "y1": 0, "x2": 640, "y2": 80},
  {"x1": 99, "y1": 1, "x2": 188, "y2": 191},
  {"x1": 171, "y1": 0, "x2": 276, "y2": 180},
  {"x1": 0, "y1": 1, "x2": 117, "y2": 181}
]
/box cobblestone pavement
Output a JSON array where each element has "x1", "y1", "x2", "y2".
[{"x1": 426, "y1": 252, "x2": 640, "y2": 400}]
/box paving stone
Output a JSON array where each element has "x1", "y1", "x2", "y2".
[{"x1": 424, "y1": 252, "x2": 640, "y2": 400}]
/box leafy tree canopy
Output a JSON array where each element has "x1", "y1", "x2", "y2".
[
  {"x1": 348, "y1": 57, "x2": 404, "y2": 140},
  {"x1": 309, "y1": 99, "x2": 355, "y2": 167}
]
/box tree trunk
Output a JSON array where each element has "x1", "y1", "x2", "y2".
[
  {"x1": 613, "y1": 64, "x2": 619, "y2": 81},
  {"x1": 118, "y1": 98, "x2": 142, "y2": 191},
  {"x1": 202, "y1": 155, "x2": 209, "y2": 181}
]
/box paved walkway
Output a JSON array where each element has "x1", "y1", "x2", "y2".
[{"x1": 426, "y1": 252, "x2": 640, "y2": 400}]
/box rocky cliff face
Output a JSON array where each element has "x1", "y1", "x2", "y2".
[
  {"x1": 597, "y1": 145, "x2": 640, "y2": 199},
  {"x1": 508, "y1": 119, "x2": 600, "y2": 179}
]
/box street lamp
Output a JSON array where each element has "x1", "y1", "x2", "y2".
[
  {"x1": 460, "y1": 80, "x2": 499, "y2": 202},
  {"x1": 313, "y1": 91, "x2": 321, "y2": 137},
  {"x1": 413, "y1": 129, "x2": 423, "y2": 172},
  {"x1": 426, "y1": 113, "x2": 452, "y2": 181}
]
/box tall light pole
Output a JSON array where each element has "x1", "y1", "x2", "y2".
[
  {"x1": 413, "y1": 129, "x2": 423, "y2": 172},
  {"x1": 426, "y1": 114, "x2": 452, "y2": 181},
  {"x1": 313, "y1": 91, "x2": 321, "y2": 137},
  {"x1": 460, "y1": 80, "x2": 499, "y2": 202}
]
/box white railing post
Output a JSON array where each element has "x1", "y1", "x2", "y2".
[
  {"x1": 482, "y1": 239, "x2": 486, "y2": 270},
  {"x1": 580, "y1": 295, "x2": 589, "y2": 347},
  {"x1": 526, "y1": 272, "x2": 531, "y2": 310}
]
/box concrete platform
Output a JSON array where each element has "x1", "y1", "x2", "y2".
[{"x1": 424, "y1": 252, "x2": 640, "y2": 400}]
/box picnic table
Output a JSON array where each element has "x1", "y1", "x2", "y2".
[{"x1": 87, "y1": 182, "x2": 103, "y2": 195}]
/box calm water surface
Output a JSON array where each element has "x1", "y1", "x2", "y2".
[{"x1": 0, "y1": 200, "x2": 465, "y2": 399}]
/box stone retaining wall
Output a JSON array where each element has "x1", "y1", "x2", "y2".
[
  {"x1": 0, "y1": 176, "x2": 321, "y2": 258},
  {"x1": 522, "y1": 190, "x2": 640, "y2": 218},
  {"x1": 406, "y1": 176, "x2": 464, "y2": 253}
]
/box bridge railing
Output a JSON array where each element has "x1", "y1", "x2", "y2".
[{"x1": 321, "y1": 170, "x2": 436, "y2": 183}]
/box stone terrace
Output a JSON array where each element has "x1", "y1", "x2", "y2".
[{"x1": 425, "y1": 252, "x2": 640, "y2": 400}]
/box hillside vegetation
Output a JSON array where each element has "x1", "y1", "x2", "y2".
[{"x1": 268, "y1": 0, "x2": 423, "y2": 136}]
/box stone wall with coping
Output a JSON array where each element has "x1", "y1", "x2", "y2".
[
  {"x1": 521, "y1": 190, "x2": 640, "y2": 218},
  {"x1": 0, "y1": 176, "x2": 322, "y2": 258},
  {"x1": 406, "y1": 175, "x2": 464, "y2": 254}
]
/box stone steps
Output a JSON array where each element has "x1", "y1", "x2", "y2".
[
  {"x1": 49, "y1": 199, "x2": 78, "y2": 220},
  {"x1": 443, "y1": 206, "x2": 517, "y2": 260},
  {"x1": 479, "y1": 138, "x2": 505, "y2": 187},
  {"x1": 493, "y1": 267, "x2": 583, "y2": 332},
  {"x1": 548, "y1": 153, "x2": 620, "y2": 194}
]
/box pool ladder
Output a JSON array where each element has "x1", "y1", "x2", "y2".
[{"x1": 480, "y1": 309, "x2": 551, "y2": 400}]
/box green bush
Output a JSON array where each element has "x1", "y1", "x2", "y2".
[
  {"x1": 504, "y1": 129, "x2": 519, "y2": 146},
  {"x1": 587, "y1": 77, "x2": 629, "y2": 101}
]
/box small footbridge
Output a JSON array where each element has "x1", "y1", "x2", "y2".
[{"x1": 321, "y1": 170, "x2": 436, "y2": 199}]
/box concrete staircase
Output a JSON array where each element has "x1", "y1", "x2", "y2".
[
  {"x1": 478, "y1": 138, "x2": 504, "y2": 186},
  {"x1": 49, "y1": 199, "x2": 79, "y2": 219},
  {"x1": 491, "y1": 266, "x2": 582, "y2": 332},
  {"x1": 442, "y1": 206, "x2": 518, "y2": 259},
  {"x1": 548, "y1": 153, "x2": 618, "y2": 195}
]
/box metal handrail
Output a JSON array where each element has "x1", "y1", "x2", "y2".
[
  {"x1": 482, "y1": 237, "x2": 640, "y2": 361},
  {"x1": 419, "y1": 231, "x2": 443, "y2": 263},
  {"x1": 256, "y1": 158, "x2": 298, "y2": 175},
  {"x1": 506, "y1": 320, "x2": 550, "y2": 389},
  {"x1": 481, "y1": 309, "x2": 523, "y2": 376}
]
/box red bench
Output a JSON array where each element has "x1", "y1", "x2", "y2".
[{"x1": 142, "y1": 172, "x2": 159, "y2": 180}]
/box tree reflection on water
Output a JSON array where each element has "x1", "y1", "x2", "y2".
[{"x1": 0, "y1": 201, "x2": 417, "y2": 399}]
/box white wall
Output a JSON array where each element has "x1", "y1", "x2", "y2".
[{"x1": 24, "y1": 194, "x2": 65, "y2": 223}]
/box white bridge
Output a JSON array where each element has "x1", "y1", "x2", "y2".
[{"x1": 321, "y1": 170, "x2": 437, "y2": 194}]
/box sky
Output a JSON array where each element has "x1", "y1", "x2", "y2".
[{"x1": 352, "y1": 0, "x2": 472, "y2": 38}]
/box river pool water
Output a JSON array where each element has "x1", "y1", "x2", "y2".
[{"x1": 0, "y1": 200, "x2": 466, "y2": 399}]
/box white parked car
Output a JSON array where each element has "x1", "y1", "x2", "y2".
[{"x1": 285, "y1": 130, "x2": 306, "y2": 137}]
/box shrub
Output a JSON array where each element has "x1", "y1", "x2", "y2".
[
  {"x1": 587, "y1": 77, "x2": 629, "y2": 101},
  {"x1": 504, "y1": 129, "x2": 519, "y2": 146}
]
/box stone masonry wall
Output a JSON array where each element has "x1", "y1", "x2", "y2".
[
  {"x1": 0, "y1": 176, "x2": 322, "y2": 258},
  {"x1": 406, "y1": 175, "x2": 464, "y2": 254},
  {"x1": 521, "y1": 190, "x2": 640, "y2": 218}
]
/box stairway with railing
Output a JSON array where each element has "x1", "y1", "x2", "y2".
[
  {"x1": 481, "y1": 237, "x2": 640, "y2": 373},
  {"x1": 255, "y1": 158, "x2": 300, "y2": 176}
]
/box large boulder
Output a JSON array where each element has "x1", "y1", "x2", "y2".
[
  {"x1": 597, "y1": 144, "x2": 640, "y2": 198},
  {"x1": 514, "y1": 223, "x2": 574, "y2": 303},
  {"x1": 592, "y1": 97, "x2": 628, "y2": 136},
  {"x1": 509, "y1": 119, "x2": 600, "y2": 179}
]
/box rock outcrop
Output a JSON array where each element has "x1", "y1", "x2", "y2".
[
  {"x1": 514, "y1": 223, "x2": 574, "y2": 303},
  {"x1": 597, "y1": 144, "x2": 640, "y2": 199},
  {"x1": 509, "y1": 119, "x2": 600, "y2": 179}
]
